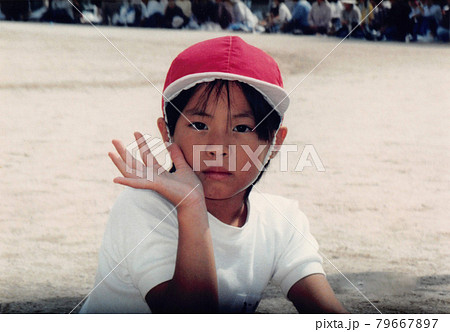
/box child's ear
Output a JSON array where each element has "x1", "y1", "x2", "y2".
[
  {"x1": 157, "y1": 117, "x2": 171, "y2": 143},
  {"x1": 270, "y1": 126, "x2": 288, "y2": 159}
]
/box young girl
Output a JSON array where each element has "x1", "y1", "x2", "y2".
[{"x1": 80, "y1": 36, "x2": 347, "y2": 314}]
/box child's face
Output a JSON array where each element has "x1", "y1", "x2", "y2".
[{"x1": 170, "y1": 83, "x2": 274, "y2": 200}]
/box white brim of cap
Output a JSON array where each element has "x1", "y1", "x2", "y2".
[{"x1": 163, "y1": 72, "x2": 290, "y2": 118}]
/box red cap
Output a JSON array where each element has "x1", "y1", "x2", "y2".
[{"x1": 162, "y1": 36, "x2": 289, "y2": 117}]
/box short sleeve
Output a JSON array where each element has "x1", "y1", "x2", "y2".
[
  {"x1": 271, "y1": 208, "x2": 324, "y2": 297},
  {"x1": 109, "y1": 188, "x2": 179, "y2": 299}
]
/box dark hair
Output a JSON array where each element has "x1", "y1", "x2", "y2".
[
  {"x1": 165, "y1": 80, "x2": 281, "y2": 141},
  {"x1": 165, "y1": 79, "x2": 282, "y2": 196}
]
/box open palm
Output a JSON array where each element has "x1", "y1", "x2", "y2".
[{"x1": 108, "y1": 132, "x2": 204, "y2": 209}]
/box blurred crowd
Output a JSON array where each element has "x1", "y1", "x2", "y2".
[{"x1": 0, "y1": 0, "x2": 449, "y2": 42}]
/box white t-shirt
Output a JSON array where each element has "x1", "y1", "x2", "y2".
[
  {"x1": 176, "y1": 0, "x2": 192, "y2": 18},
  {"x1": 233, "y1": 1, "x2": 259, "y2": 28},
  {"x1": 142, "y1": 0, "x2": 165, "y2": 18},
  {"x1": 278, "y1": 3, "x2": 293, "y2": 23},
  {"x1": 80, "y1": 188, "x2": 324, "y2": 313}
]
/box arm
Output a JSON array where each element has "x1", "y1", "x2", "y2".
[
  {"x1": 145, "y1": 203, "x2": 218, "y2": 313},
  {"x1": 288, "y1": 274, "x2": 349, "y2": 314},
  {"x1": 109, "y1": 132, "x2": 218, "y2": 313}
]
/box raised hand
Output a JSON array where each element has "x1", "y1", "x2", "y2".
[{"x1": 108, "y1": 132, "x2": 205, "y2": 209}]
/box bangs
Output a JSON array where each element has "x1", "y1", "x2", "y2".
[{"x1": 165, "y1": 79, "x2": 281, "y2": 141}]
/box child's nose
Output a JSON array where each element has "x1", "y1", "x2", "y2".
[
  {"x1": 205, "y1": 144, "x2": 229, "y2": 158},
  {"x1": 204, "y1": 131, "x2": 233, "y2": 157},
  {"x1": 207, "y1": 148, "x2": 227, "y2": 158}
]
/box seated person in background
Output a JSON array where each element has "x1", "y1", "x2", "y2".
[
  {"x1": 129, "y1": 0, "x2": 143, "y2": 26},
  {"x1": 436, "y1": 0, "x2": 449, "y2": 41},
  {"x1": 283, "y1": 0, "x2": 312, "y2": 34},
  {"x1": 216, "y1": 0, "x2": 235, "y2": 29},
  {"x1": 328, "y1": 0, "x2": 344, "y2": 35},
  {"x1": 368, "y1": 0, "x2": 389, "y2": 38},
  {"x1": 141, "y1": 0, "x2": 165, "y2": 27},
  {"x1": 1, "y1": 0, "x2": 30, "y2": 21},
  {"x1": 41, "y1": 0, "x2": 81, "y2": 23},
  {"x1": 419, "y1": 0, "x2": 442, "y2": 38},
  {"x1": 307, "y1": 0, "x2": 332, "y2": 34},
  {"x1": 229, "y1": 0, "x2": 260, "y2": 31},
  {"x1": 357, "y1": 0, "x2": 376, "y2": 38},
  {"x1": 164, "y1": 0, "x2": 189, "y2": 27},
  {"x1": 381, "y1": 0, "x2": 411, "y2": 42},
  {"x1": 336, "y1": 0, "x2": 364, "y2": 38},
  {"x1": 100, "y1": 0, "x2": 122, "y2": 25},
  {"x1": 114, "y1": 1, "x2": 140, "y2": 26},
  {"x1": 191, "y1": 0, "x2": 218, "y2": 25},
  {"x1": 357, "y1": 0, "x2": 374, "y2": 24},
  {"x1": 28, "y1": 0, "x2": 49, "y2": 21},
  {"x1": 405, "y1": 0, "x2": 443, "y2": 41},
  {"x1": 176, "y1": 0, "x2": 192, "y2": 18},
  {"x1": 79, "y1": 0, "x2": 102, "y2": 24},
  {"x1": 408, "y1": 0, "x2": 423, "y2": 41},
  {"x1": 265, "y1": 0, "x2": 292, "y2": 32}
]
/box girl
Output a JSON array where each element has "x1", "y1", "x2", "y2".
[{"x1": 80, "y1": 36, "x2": 347, "y2": 313}]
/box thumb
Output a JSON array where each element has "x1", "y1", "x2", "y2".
[{"x1": 166, "y1": 143, "x2": 190, "y2": 171}]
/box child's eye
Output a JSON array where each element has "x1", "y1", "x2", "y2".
[
  {"x1": 189, "y1": 122, "x2": 208, "y2": 130},
  {"x1": 233, "y1": 125, "x2": 253, "y2": 133}
]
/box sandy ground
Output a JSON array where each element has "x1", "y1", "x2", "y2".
[{"x1": 0, "y1": 22, "x2": 449, "y2": 314}]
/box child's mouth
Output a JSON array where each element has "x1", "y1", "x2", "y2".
[{"x1": 203, "y1": 167, "x2": 232, "y2": 180}]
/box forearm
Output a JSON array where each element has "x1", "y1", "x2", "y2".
[
  {"x1": 288, "y1": 274, "x2": 349, "y2": 314},
  {"x1": 173, "y1": 204, "x2": 218, "y2": 308},
  {"x1": 111, "y1": 135, "x2": 218, "y2": 312},
  {"x1": 149, "y1": 203, "x2": 218, "y2": 313}
]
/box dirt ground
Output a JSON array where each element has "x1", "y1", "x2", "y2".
[{"x1": 0, "y1": 22, "x2": 449, "y2": 314}]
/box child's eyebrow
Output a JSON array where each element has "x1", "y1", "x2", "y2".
[
  {"x1": 184, "y1": 109, "x2": 254, "y2": 119},
  {"x1": 183, "y1": 109, "x2": 212, "y2": 117},
  {"x1": 232, "y1": 112, "x2": 254, "y2": 119}
]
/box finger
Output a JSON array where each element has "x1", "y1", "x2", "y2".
[
  {"x1": 112, "y1": 139, "x2": 127, "y2": 162},
  {"x1": 113, "y1": 176, "x2": 157, "y2": 190},
  {"x1": 108, "y1": 152, "x2": 141, "y2": 179},
  {"x1": 112, "y1": 138, "x2": 141, "y2": 171},
  {"x1": 166, "y1": 143, "x2": 190, "y2": 171},
  {"x1": 133, "y1": 132, "x2": 160, "y2": 168}
]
